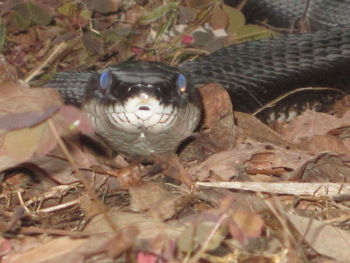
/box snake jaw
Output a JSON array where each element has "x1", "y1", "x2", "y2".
[{"x1": 106, "y1": 94, "x2": 179, "y2": 134}]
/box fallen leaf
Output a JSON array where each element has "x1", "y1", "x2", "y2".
[
  {"x1": 210, "y1": 5, "x2": 228, "y2": 30},
  {"x1": 3, "y1": 236, "x2": 86, "y2": 263},
  {"x1": 83, "y1": 0, "x2": 121, "y2": 13},
  {"x1": 274, "y1": 110, "x2": 350, "y2": 144},
  {"x1": 299, "y1": 153, "x2": 350, "y2": 183},
  {"x1": 222, "y1": 4, "x2": 245, "y2": 34},
  {"x1": 0, "y1": 105, "x2": 59, "y2": 130},
  {"x1": 229, "y1": 210, "x2": 264, "y2": 245},
  {"x1": 129, "y1": 182, "x2": 170, "y2": 213},
  {"x1": 4, "y1": 120, "x2": 56, "y2": 161},
  {"x1": 286, "y1": 212, "x2": 350, "y2": 262},
  {"x1": 177, "y1": 215, "x2": 227, "y2": 252},
  {"x1": 189, "y1": 140, "x2": 313, "y2": 181}
]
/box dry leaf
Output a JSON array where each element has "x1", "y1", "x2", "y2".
[
  {"x1": 274, "y1": 110, "x2": 350, "y2": 143},
  {"x1": 129, "y1": 182, "x2": 170, "y2": 212},
  {"x1": 286, "y1": 212, "x2": 350, "y2": 262},
  {"x1": 229, "y1": 210, "x2": 264, "y2": 245},
  {"x1": 210, "y1": 5, "x2": 228, "y2": 30}
]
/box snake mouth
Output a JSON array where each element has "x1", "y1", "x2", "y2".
[{"x1": 105, "y1": 94, "x2": 179, "y2": 134}]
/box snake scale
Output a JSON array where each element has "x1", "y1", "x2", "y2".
[{"x1": 44, "y1": 0, "x2": 350, "y2": 157}]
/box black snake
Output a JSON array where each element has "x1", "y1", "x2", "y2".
[{"x1": 44, "y1": 0, "x2": 350, "y2": 157}]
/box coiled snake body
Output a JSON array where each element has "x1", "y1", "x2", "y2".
[{"x1": 45, "y1": 0, "x2": 350, "y2": 157}]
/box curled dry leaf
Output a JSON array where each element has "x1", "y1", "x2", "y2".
[{"x1": 198, "y1": 83, "x2": 233, "y2": 129}]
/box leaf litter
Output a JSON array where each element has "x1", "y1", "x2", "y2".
[{"x1": 0, "y1": 0, "x2": 350, "y2": 262}]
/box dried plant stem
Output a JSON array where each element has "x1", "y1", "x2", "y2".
[{"x1": 24, "y1": 41, "x2": 68, "y2": 83}]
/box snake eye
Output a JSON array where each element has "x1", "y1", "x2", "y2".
[
  {"x1": 176, "y1": 74, "x2": 187, "y2": 93},
  {"x1": 99, "y1": 71, "x2": 112, "y2": 90}
]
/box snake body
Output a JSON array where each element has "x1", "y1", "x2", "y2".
[{"x1": 45, "y1": 0, "x2": 350, "y2": 157}]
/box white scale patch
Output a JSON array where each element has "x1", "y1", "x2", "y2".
[{"x1": 107, "y1": 94, "x2": 177, "y2": 133}]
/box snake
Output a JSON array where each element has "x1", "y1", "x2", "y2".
[{"x1": 44, "y1": 0, "x2": 350, "y2": 157}]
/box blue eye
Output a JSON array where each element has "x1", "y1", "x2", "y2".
[
  {"x1": 100, "y1": 71, "x2": 111, "y2": 90},
  {"x1": 176, "y1": 74, "x2": 187, "y2": 93}
]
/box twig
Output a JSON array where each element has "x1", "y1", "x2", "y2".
[
  {"x1": 196, "y1": 181, "x2": 350, "y2": 197},
  {"x1": 21, "y1": 226, "x2": 91, "y2": 237},
  {"x1": 37, "y1": 199, "x2": 80, "y2": 213},
  {"x1": 24, "y1": 41, "x2": 68, "y2": 83}
]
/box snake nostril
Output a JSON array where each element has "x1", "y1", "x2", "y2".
[{"x1": 138, "y1": 106, "x2": 151, "y2": 111}]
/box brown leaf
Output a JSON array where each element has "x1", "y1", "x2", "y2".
[
  {"x1": 210, "y1": 5, "x2": 228, "y2": 30},
  {"x1": 274, "y1": 110, "x2": 350, "y2": 143},
  {"x1": 229, "y1": 211, "x2": 264, "y2": 245},
  {"x1": 0, "y1": 82, "x2": 62, "y2": 164},
  {"x1": 103, "y1": 226, "x2": 139, "y2": 258},
  {"x1": 4, "y1": 120, "x2": 56, "y2": 161},
  {"x1": 182, "y1": 83, "x2": 235, "y2": 160},
  {"x1": 198, "y1": 83, "x2": 233, "y2": 129},
  {"x1": 189, "y1": 140, "x2": 313, "y2": 181},
  {"x1": 235, "y1": 111, "x2": 295, "y2": 149},
  {"x1": 129, "y1": 182, "x2": 170, "y2": 212},
  {"x1": 299, "y1": 153, "x2": 350, "y2": 183},
  {"x1": 3, "y1": 236, "x2": 87, "y2": 263},
  {"x1": 84, "y1": 210, "x2": 184, "y2": 248},
  {"x1": 0, "y1": 81, "x2": 62, "y2": 114},
  {"x1": 305, "y1": 135, "x2": 350, "y2": 157},
  {"x1": 83, "y1": 0, "x2": 121, "y2": 13},
  {"x1": 177, "y1": 216, "x2": 227, "y2": 252},
  {"x1": 287, "y1": 212, "x2": 350, "y2": 261},
  {"x1": 82, "y1": 33, "x2": 104, "y2": 55}
]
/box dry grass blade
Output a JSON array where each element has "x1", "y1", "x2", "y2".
[{"x1": 196, "y1": 181, "x2": 350, "y2": 197}]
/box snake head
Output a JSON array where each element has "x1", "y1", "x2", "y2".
[{"x1": 83, "y1": 61, "x2": 202, "y2": 157}]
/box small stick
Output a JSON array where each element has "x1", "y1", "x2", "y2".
[{"x1": 24, "y1": 41, "x2": 68, "y2": 83}]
